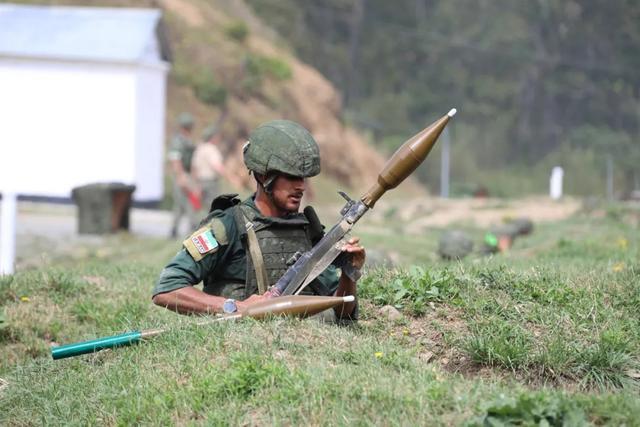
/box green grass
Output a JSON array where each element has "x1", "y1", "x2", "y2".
[{"x1": 1, "y1": 203, "x2": 640, "y2": 424}]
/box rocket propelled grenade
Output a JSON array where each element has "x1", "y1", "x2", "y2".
[
  {"x1": 361, "y1": 108, "x2": 457, "y2": 207},
  {"x1": 51, "y1": 295, "x2": 353, "y2": 360},
  {"x1": 267, "y1": 109, "x2": 457, "y2": 297}
]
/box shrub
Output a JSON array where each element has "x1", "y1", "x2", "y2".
[
  {"x1": 245, "y1": 53, "x2": 292, "y2": 81},
  {"x1": 464, "y1": 320, "x2": 533, "y2": 370},
  {"x1": 225, "y1": 21, "x2": 249, "y2": 42},
  {"x1": 193, "y1": 71, "x2": 227, "y2": 107},
  {"x1": 469, "y1": 392, "x2": 587, "y2": 426},
  {"x1": 359, "y1": 266, "x2": 457, "y2": 315}
]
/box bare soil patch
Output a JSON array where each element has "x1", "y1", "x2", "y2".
[
  {"x1": 160, "y1": 0, "x2": 205, "y2": 26},
  {"x1": 367, "y1": 196, "x2": 581, "y2": 231}
]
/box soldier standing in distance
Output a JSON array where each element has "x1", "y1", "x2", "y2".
[
  {"x1": 153, "y1": 120, "x2": 365, "y2": 319},
  {"x1": 191, "y1": 124, "x2": 245, "y2": 211},
  {"x1": 168, "y1": 112, "x2": 200, "y2": 238}
]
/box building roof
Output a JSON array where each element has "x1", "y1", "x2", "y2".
[{"x1": 0, "y1": 3, "x2": 170, "y2": 64}]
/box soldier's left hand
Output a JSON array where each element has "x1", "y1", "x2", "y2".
[
  {"x1": 342, "y1": 236, "x2": 366, "y2": 270},
  {"x1": 236, "y1": 294, "x2": 267, "y2": 313}
]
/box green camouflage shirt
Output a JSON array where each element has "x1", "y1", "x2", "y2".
[
  {"x1": 168, "y1": 133, "x2": 195, "y2": 172},
  {"x1": 153, "y1": 197, "x2": 340, "y2": 300}
]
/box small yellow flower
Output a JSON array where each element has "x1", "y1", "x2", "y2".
[
  {"x1": 374, "y1": 352, "x2": 384, "y2": 358},
  {"x1": 403, "y1": 328, "x2": 410, "y2": 336},
  {"x1": 20, "y1": 296, "x2": 30, "y2": 302},
  {"x1": 617, "y1": 238, "x2": 628, "y2": 250},
  {"x1": 613, "y1": 262, "x2": 625, "y2": 272}
]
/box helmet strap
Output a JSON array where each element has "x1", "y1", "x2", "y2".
[
  {"x1": 254, "y1": 173, "x2": 278, "y2": 199},
  {"x1": 263, "y1": 174, "x2": 277, "y2": 193}
]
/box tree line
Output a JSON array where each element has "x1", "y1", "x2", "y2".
[{"x1": 248, "y1": 0, "x2": 639, "y2": 196}]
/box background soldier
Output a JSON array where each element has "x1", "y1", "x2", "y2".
[
  {"x1": 191, "y1": 124, "x2": 245, "y2": 211},
  {"x1": 153, "y1": 120, "x2": 365, "y2": 319},
  {"x1": 168, "y1": 112, "x2": 200, "y2": 238}
]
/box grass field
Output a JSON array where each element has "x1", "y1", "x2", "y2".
[{"x1": 1, "y1": 201, "x2": 639, "y2": 425}]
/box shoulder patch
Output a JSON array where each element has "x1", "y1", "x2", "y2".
[
  {"x1": 183, "y1": 227, "x2": 219, "y2": 261},
  {"x1": 209, "y1": 218, "x2": 228, "y2": 245}
]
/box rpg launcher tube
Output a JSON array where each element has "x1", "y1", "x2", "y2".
[
  {"x1": 266, "y1": 251, "x2": 314, "y2": 298},
  {"x1": 361, "y1": 108, "x2": 457, "y2": 208}
]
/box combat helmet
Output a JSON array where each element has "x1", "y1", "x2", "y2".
[
  {"x1": 178, "y1": 112, "x2": 194, "y2": 129},
  {"x1": 243, "y1": 120, "x2": 321, "y2": 178}
]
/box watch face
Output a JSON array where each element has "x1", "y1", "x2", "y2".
[{"x1": 223, "y1": 299, "x2": 237, "y2": 313}]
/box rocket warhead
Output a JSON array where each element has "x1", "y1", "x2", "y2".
[
  {"x1": 361, "y1": 108, "x2": 457, "y2": 207},
  {"x1": 244, "y1": 294, "x2": 356, "y2": 319}
]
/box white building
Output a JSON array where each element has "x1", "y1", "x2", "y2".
[{"x1": 0, "y1": 3, "x2": 170, "y2": 203}]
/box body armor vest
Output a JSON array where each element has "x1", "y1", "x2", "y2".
[
  {"x1": 241, "y1": 205, "x2": 312, "y2": 296},
  {"x1": 203, "y1": 198, "x2": 328, "y2": 299}
]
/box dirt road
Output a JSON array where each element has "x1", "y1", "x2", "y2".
[{"x1": 366, "y1": 196, "x2": 581, "y2": 233}]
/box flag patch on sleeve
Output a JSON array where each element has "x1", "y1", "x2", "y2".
[
  {"x1": 192, "y1": 230, "x2": 218, "y2": 253},
  {"x1": 183, "y1": 228, "x2": 219, "y2": 261}
]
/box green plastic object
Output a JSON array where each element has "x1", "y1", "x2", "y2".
[
  {"x1": 51, "y1": 331, "x2": 142, "y2": 360},
  {"x1": 484, "y1": 232, "x2": 499, "y2": 247}
]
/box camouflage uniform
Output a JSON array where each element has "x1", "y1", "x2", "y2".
[
  {"x1": 192, "y1": 125, "x2": 223, "y2": 209},
  {"x1": 155, "y1": 120, "x2": 354, "y2": 320},
  {"x1": 153, "y1": 195, "x2": 340, "y2": 300},
  {"x1": 168, "y1": 113, "x2": 198, "y2": 236}
]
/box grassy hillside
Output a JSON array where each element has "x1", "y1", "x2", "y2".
[
  {"x1": 8, "y1": 0, "x2": 399, "y2": 200},
  {"x1": 1, "y1": 202, "x2": 639, "y2": 424}
]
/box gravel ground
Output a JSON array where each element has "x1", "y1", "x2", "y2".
[
  {"x1": 12, "y1": 202, "x2": 175, "y2": 239},
  {"x1": 2, "y1": 202, "x2": 180, "y2": 271}
]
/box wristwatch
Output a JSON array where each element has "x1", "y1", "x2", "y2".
[{"x1": 222, "y1": 298, "x2": 238, "y2": 313}]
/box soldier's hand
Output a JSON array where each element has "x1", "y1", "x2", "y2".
[
  {"x1": 236, "y1": 294, "x2": 267, "y2": 312},
  {"x1": 190, "y1": 186, "x2": 202, "y2": 199},
  {"x1": 342, "y1": 236, "x2": 366, "y2": 270}
]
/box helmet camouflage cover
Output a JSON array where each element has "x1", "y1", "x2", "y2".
[
  {"x1": 243, "y1": 120, "x2": 321, "y2": 178},
  {"x1": 178, "y1": 112, "x2": 194, "y2": 128}
]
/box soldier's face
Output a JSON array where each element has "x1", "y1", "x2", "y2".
[{"x1": 271, "y1": 174, "x2": 305, "y2": 213}]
